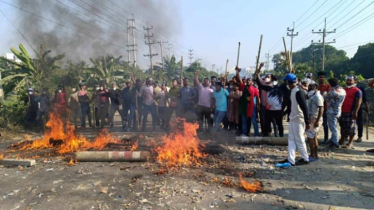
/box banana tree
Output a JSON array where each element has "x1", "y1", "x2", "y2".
[
  {"x1": 0, "y1": 44, "x2": 65, "y2": 92},
  {"x1": 89, "y1": 55, "x2": 124, "y2": 84}
]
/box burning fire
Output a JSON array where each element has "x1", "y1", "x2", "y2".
[
  {"x1": 130, "y1": 141, "x2": 138, "y2": 151},
  {"x1": 68, "y1": 158, "x2": 76, "y2": 166},
  {"x1": 0, "y1": 153, "x2": 4, "y2": 160},
  {"x1": 238, "y1": 173, "x2": 262, "y2": 192},
  {"x1": 19, "y1": 112, "x2": 119, "y2": 154},
  {"x1": 223, "y1": 176, "x2": 232, "y2": 187},
  {"x1": 154, "y1": 119, "x2": 206, "y2": 168}
]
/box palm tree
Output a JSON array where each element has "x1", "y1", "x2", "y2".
[{"x1": 163, "y1": 55, "x2": 180, "y2": 80}]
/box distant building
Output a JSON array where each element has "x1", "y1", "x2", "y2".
[{"x1": 3, "y1": 53, "x2": 21, "y2": 63}]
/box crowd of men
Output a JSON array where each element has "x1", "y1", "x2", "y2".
[{"x1": 23, "y1": 63, "x2": 371, "y2": 166}]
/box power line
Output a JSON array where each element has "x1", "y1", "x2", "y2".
[
  {"x1": 0, "y1": 0, "x2": 151, "y2": 55},
  {"x1": 0, "y1": 8, "x2": 36, "y2": 52},
  {"x1": 294, "y1": 0, "x2": 329, "y2": 29},
  {"x1": 292, "y1": 0, "x2": 348, "y2": 50},
  {"x1": 330, "y1": 11, "x2": 374, "y2": 41}
]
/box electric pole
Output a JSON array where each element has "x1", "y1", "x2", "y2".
[
  {"x1": 156, "y1": 40, "x2": 168, "y2": 71},
  {"x1": 287, "y1": 22, "x2": 298, "y2": 64},
  {"x1": 168, "y1": 43, "x2": 173, "y2": 58},
  {"x1": 127, "y1": 19, "x2": 131, "y2": 64},
  {"x1": 188, "y1": 49, "x2": 194, "y2": 65},
  {"x1": 127, "y1": 18, "x2": 137, "y2": 67},
  {"x1": 265, "y1": 52, "x2": 270, "y2": 71},
  {"x1": 143, "y1": 25, "x2": 158, "y2": 74},
  {"x1": 312, "y1": 18, "x2": 336, "y2": 71}
]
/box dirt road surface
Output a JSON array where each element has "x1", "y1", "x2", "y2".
[{"x1": 0, "y1": 117, "x2": 373, "y2": 210}]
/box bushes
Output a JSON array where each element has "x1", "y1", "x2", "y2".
[{"x1": 0, "y1": 98, "x2": 27, "y2": 130}]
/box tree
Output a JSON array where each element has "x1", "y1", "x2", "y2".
[
  {"x1": 291, "y1": 44, "x2": 349, "y2": 75},
  {"x1": 89, "y1": 55, "x2": 124, "y2": 84},
  {"x1": 0, "y1": 44, "x2": 65, "y2": 93},
  {"x1": 272, "y1": 52, "x2": 288, "y2": 74},
  {"x1": 349, "y1": 43, "x2": 374, "y2": 78}
]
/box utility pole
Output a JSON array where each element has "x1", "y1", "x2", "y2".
[
  {"x1": 188, "y1": 49, "x2": 194, "y2": 65},
  {"x1": 156, "y1": 40, "x2": 168, "y2": 71},
  {"x1": 127, "y1": 18, "x2": 137, "y2": 67},
  {"x1": 167, "y1": 43, "x2": 173, "y2": 58},
  {"x1": 287, "y1": 22, "x2": 298, "y2": 64},
  {"x1": 312, "y1": 18, "x2": 336, "y2": 72},
  {"x1": 131, "y1": 17, "x2": 137, "y2": 68},
  {"x1": 265, "y1": 51, "x2": 270, "y2": 71},
  {"x1": 143, "y1": 25, "x2": 158, "y2": 74},
  {"x1": 127, "y1": 19, "x2": 131, "y2": 64}
]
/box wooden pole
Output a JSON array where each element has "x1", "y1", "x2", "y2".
[
  {"x1": 236, "y1": 42, "x2": 241, "y2": 67},
  {"x1": 255, "y1": 35, "x2": 263, "y2": 71},
  {"x1": 224, "y1": 59, "x2": 229, "y2": 84},
  {"x1": 282, "y1": 37, "x2": 292, "y2": 72}
]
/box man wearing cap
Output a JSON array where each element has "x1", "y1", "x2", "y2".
[
  {"x1": 194, "y1": 70, "x2": 213, "y2": 133},
  {"x1": 68, "y1": 86, "x2": 81, "y2": 128},
  {"x1": 325, "y1": 78, "x2": 346, "y2": 148},
  {"x1": 53, "y1": 85, "x2": 67, "y2": 119},
  {"x1": 24, "y1": 88, "x2": 38, "y2": 125},
  {"x1": 305, "y1": 73, "x2": 316, "y2": 85},
  {"x1": 278, "y1": 73, "x2": 310, "y2": 166},
  {"x1": 78, "y1": 83, "x2": 93, "y2": 128},
  {"x1": 339, "y1": 76, "x2": 362, "y2": 148},
  {"x1": 139, "y1": 77, "x2": 157, "y2": 131},
  {"x1": 35, "y1": 89, "x2": 50, "y2": 130}
]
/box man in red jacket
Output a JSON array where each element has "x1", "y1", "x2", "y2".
[{"x1": 339, "y1": 75, "x2": 362, "y2": 148}]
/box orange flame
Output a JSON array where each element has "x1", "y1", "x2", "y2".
[
  {"x1": 68, "y1": 158, "x2": 76, "y2": 166},
  {"x1": 223, "y1": 176, "x2": 232, "y2": 187},
  {"x1": 154, "y1": 119, "x2": 206, "y2": 168},
  {"x1": 238, "y1": 173, "x2": 262, "y2": 192},
  {"x1": 0, "y1": 153, "x2": 4, "y2": 160},
  {"x1": 130, "y1": 141, "x2": 138, "y2": 151},
  {"x1": 19, "y1": 112, "x2": 119, "y2": 154}
]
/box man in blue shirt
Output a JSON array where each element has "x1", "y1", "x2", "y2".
[{"x1": 212, "y1": 82, "x2": 229, "y2": 132}]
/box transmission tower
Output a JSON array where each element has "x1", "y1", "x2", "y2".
[
  {"x1": 143, "y1": 25, "x2": 158, "y2": 74},
  {"x1": 188, "y1": 49, "x2": 194, "y2": 65},
  {"x1": 127, "y1": 18, "x2": 137, "y2": 67}
]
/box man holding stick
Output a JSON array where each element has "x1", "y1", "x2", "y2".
[{"x1": 194, "y1": 70, "x2": 213, "y2": 133}]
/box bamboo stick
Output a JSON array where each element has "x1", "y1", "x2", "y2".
[
  {"x1": 236, "y1": 42, "x2": 241, "y2": 67},
  {"x1": 255, "y1": 35, "x2": 263, "y2": 71}
]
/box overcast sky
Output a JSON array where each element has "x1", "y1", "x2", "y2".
[{"x1": 1, "y1": 0, "x2": 373, "y2": 73}]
